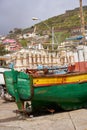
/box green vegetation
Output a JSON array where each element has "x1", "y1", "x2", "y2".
[
  {"x1": 55, "y1": 31, "x2": 71, "y2": 44},
  {"x1": 33, "y1": 6, "x2": 87, "y2": 43},
  {"x1": 19, "y1": 39, "x2": 27, "y2": 47},
  {"x1": 0, "y1": 44, "x2": 9, "y2": 56}
]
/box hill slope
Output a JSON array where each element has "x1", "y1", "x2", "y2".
[
  {"x1": 9, "y1": 6, "x2": 87, "y2": 44},
  {"x1": 26, "y1": 6, "x2": 87, "y2": 43}
]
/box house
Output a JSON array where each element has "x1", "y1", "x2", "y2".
[{"x1": 2, "y1": 39, "x2": 21, "y2": 51}]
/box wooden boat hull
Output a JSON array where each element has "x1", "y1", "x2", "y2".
[
  {"x1": 32, "y1": 82, "x2": 87, "y2": 111},
  {"x1": 4, "y1": 70, "x2": 87, "y2": 111}
]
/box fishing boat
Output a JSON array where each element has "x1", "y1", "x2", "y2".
[{"x1": 3, "y1": 60, "x2": 87, "y2": 113}]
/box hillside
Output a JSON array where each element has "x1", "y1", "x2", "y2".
[
  {"x1": 23, "y1": 6, "x2": 87, "y2": 43},
  {"x1": 8, "y1": 6, "x2": 87, "y2": 44}
]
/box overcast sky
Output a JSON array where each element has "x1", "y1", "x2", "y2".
[{"x1": 0, "y1": 0, "x2": 87, "y2": 35}]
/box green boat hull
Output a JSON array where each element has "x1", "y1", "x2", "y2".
[
  {"x1": 31, "y1": 83, "x2": 87, "y2": 111},
  {"x1": 4, "y1": 70, "x2": 87, "y2": 111}
]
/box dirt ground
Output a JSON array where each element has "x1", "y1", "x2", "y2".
[{"x1": 0, "y1": 98, "x2": 87, "y2": 130}]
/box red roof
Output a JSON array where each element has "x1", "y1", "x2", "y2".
[{"x1": 3, "y1": 39, "x2": 16, "y2": 43}]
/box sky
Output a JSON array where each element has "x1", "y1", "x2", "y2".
[{"x1": 0, "y1": 0, "x2": 87, "y2": 35}]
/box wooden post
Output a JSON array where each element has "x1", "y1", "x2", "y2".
[{"x1": 79, "y1": 0, "x2": 85, "y2": 43}]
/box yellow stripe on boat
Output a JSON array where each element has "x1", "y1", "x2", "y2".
[{"x1": 33, "y1": 73, "x2": 87, "y2": 87}]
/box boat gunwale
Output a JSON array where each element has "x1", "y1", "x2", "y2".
[{"x1": 32, "y1": 71, "x2": 87, "y2": 78}]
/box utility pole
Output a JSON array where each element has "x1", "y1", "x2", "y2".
[
  {"x1": 79, "y1": 0, "x2": 85, "y2": 37},
  {"x1": 79, "y1": 0, "x2": 86, "y2": 70}
]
